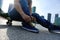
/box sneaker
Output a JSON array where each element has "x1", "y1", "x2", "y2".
[
  {"x1": 21, "y1": 22, "x2": 39, "y2": 33},
  {"x1": 48, "y1": 25, "x2": 60, "y2": 34}
]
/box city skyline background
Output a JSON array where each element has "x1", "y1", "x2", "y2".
[
  {"x1": 0, "y1": 0, "x2": 60, "y2": 23},
  {"x1": 32, "y1": 0, "x2": 60, "y2": 23}
]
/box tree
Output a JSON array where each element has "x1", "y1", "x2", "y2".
[{"x1": 0, "y1": 8, "x2": 9, "y2": 18}]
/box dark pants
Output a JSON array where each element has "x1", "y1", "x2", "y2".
[{"x1": 32, "y1": 13, "x2": 53, "y2": 28}]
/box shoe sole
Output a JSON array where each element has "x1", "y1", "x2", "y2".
[
  {"x1": 21, "y1": 26, "x2": 39, "y2": 33},
  {"x1": 49, "y1": 30, "x2": 60, "y2": 34}
]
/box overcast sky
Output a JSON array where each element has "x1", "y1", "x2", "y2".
[{"x1": 1, "y1": 0, "x2": 60, "y2": 23}]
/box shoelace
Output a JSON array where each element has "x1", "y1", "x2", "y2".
[
  {"x1": 34, "y1": 20, "x2": 37, "y2": 26},
  {"x1": 30, "y1": 16, "x2": 37, "y2": 27}
]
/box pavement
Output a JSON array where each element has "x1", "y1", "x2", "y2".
[{"x1": 0, "y1": 17, "x2": 60, "y2": 40}]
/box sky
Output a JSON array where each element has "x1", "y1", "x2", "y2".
[
  {"x1": 32, "y1": 0, "x2": 60, "y2": 23},
  {"x1": 1, "y1": 0, "x2": 60, "y2": 23}
]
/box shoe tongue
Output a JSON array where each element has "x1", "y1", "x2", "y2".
[
  {"x1": 27, "y1": 22, "x2": 34, "y2": 27},
  {"x1": 23, "y1": 22, "x2": 35, "y2": 27}
]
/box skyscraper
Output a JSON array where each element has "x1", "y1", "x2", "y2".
[
  {"x1": 54, "y1": 14, "x2": 60, "y2": 26},
  {"x1": 0, "y1": 0, "x2": 2, "y2": 8},
  {"x1": 8, "y1": 4, "x2": 14, "y2": 12},
  {"x1": 54, "y1": 14, "x2": 58, "y2": 24},
  {"x1": 55, "y1": 14, "x2": 58, "y2": 21},
  {"x1": 47, "y1": 13, "x2": 51, "y2": 22},
  {"x1": 55, "y1": 17, "x2": 60, "y2": 26},
  {"x1": 32, "y1": 6, "x2": 36, "y2": 13}
]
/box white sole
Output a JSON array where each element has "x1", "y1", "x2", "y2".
[{"x1": 52, "y1": 30, "x2": 60, "y2": 34}]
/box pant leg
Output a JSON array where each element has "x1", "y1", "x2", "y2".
[
  {"x1": 8, "y1": 8, "x2": 30, "y2": 22},
  {"x1": 32, "y1": 13, "x2": 53, "y2": 28},
  {"x1": 8, "y1": 0, "x2": 30, "y2": 21},
  {"x1": 8, "y1": 8, "x2": 24, "y2": 21}
]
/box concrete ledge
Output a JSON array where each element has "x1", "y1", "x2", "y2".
[{"x1": 0, "y1": 25, "x2": 60, "y2": 40}]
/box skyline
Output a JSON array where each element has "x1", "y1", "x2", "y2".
[
  {"x1": 1, "y1": 0, "x2": 60, "y2": 23},
  {"x1": 32, "y1": 0, "x2": 60, "y2": 23}
]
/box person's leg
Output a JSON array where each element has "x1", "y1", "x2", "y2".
[
  {"x1": 8, "y1": 8, "x2": 24, "y2": 21},
  {"x1": 8, "y1": 8, "x2": 39, "y2": 33},
  {"x1": 32, "y1": 13, "x2": 53, "y2": 29},
  {"x1": 32, "y1": 13, "x2": 60, "y2": 32}
]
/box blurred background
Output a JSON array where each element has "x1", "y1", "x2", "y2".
[{"x1": 0, "y1": 0, "x2": 60, "y2": 26}]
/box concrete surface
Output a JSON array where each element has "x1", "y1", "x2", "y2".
[{"x1": 0, "y1": 17, "x2": 60, "y2": 40}]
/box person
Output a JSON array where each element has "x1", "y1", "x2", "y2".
[{"x1": 8, "y1": 0, "x2": 60, "y2": 33}]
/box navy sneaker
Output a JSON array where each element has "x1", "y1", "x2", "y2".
[
  {"x1": 48, "y1": 25, "x2": 60, "y2": 34},
  {"x1": 21, "y1": 22, "x2": 39, "y2": 33}
]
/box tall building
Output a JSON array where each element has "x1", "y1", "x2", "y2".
[
  {"x1": 54, "y1": 14, "x2": 60, "y2": 26},
  {"x1": 55, "y1": 17, "x2": 60, "y2": 26},
  {"x1": 47, "y1": 13, "x2": 51, "y2": 22},
  {"x1": 32, "y1": 6, "x2": 36, "y2": 13},
  {"x1": 0, "y1": 8, "x2": 3, "y2": 13},
  {"x1": 0, "y1": 0, "x2": 2, "y2": 8},
  {"x1": 8, "y1": 4, "x2": 14, "y2": 12},
  {"x1": 54, "y1": 14, "x2": 58, "y2": 22}
]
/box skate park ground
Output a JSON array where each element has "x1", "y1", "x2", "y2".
[{"x1": 0, "y1": 16, "x2": 60, "y2": 40}]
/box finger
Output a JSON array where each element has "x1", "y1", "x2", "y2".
[
  {"x1": 26, "y1": 18, "x2": 31, "y2": 22},
  {"x1": 30, "y1": 16, "x2": 33, "y2": 21}
]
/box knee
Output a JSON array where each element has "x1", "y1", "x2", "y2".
[{"x1": 32, "y1": 13, "x2": 39, "y2": 17}]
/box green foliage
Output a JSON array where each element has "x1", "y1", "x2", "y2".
[
  {"x1": 0, "y1": 13, "x2": 9, "y2": 18},
  {"x1": 0, "y1": 8, "x2": 9, "y2": 18}
]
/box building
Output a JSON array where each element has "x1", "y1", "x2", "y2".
[
  {"x1": 54, "y1": 17, "x2": 60, "y2": 26},
  {"x1": 0, "y1": 0, "x2": 2, "y2": 8},
  {"x1": 8, "y1": 4, "x2": 14, "y2": 12},
  {"x1": 32, "y1": 6, "x2": 36, "y2": 13},
  {"x1": 54, "y1": 14, "x2": 58, "y2": 22},
  {"x1": 0, "y1": 8, "x2": 3, "y2": 13},
  {"x1": 54, "y1": 14, "x2": 58, "y2": 24},
  {"x1": 47, "y1": 13, "x2": 51, "y2": 22},
  {"x1": 54, "y1": 14, "x2": 60, "y2": 26}
]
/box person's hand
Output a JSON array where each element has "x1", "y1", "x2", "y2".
[
  {"x1": 22, "y1": 14, "x2": 31, "y2": 22},
  {"x1": 31, "y1": 16, "x2": 36, "y2": 22}
]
